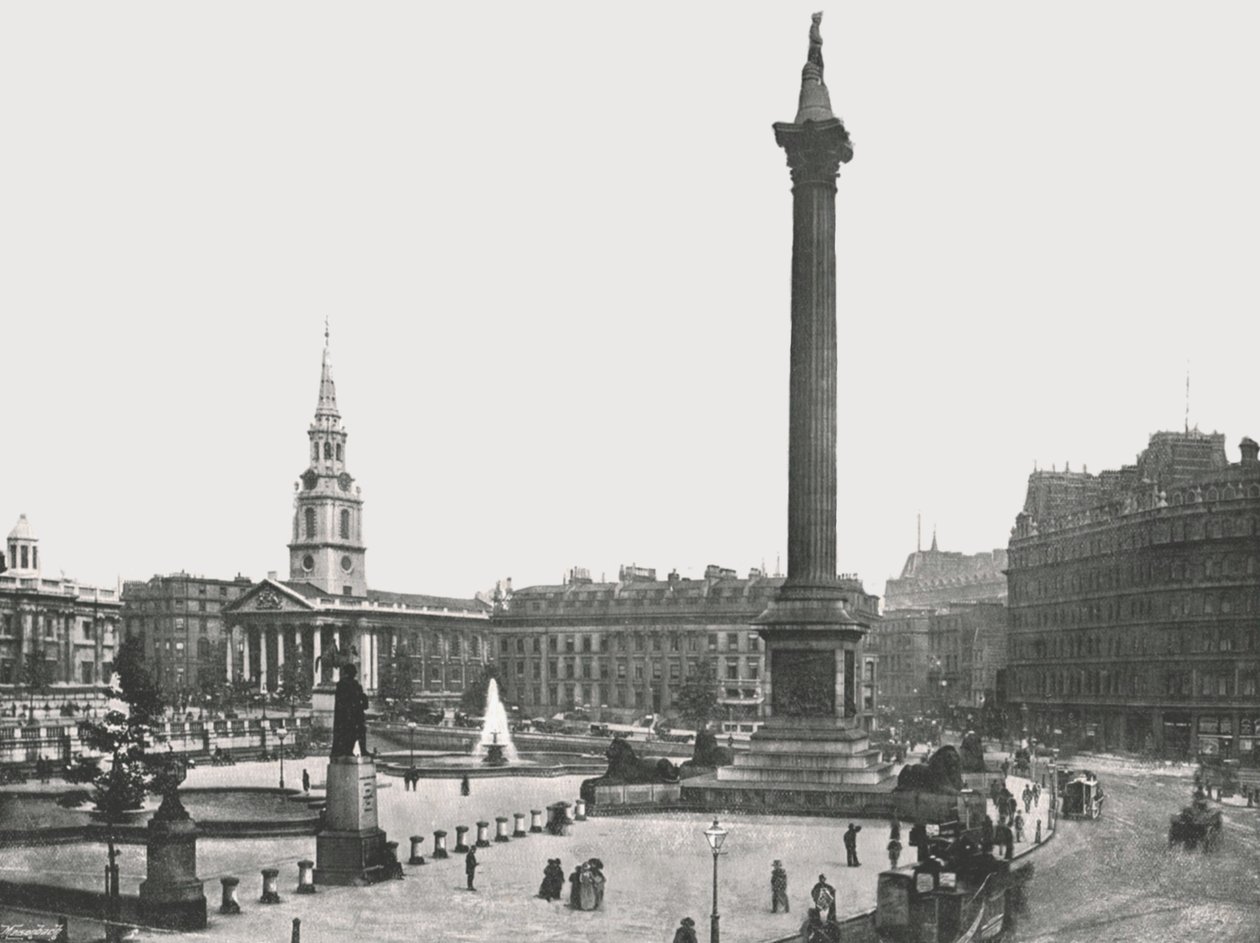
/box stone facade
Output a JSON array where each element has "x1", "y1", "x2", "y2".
[
  {"x1": 122, "y1": 574, "x2": 253, "y2": 700},
  {"x1": 0, "y1": 514, "x2": 122, "y2": 699},
  {"x1": 1006, "y1": 429, "x2": 1260, "y2": 758},
  {"x1": 883, "y1": 538, "x2": 1007, "y2": 610},
  {"x1": 491, "y1": 566, "x2": 879, "y2": 725}
]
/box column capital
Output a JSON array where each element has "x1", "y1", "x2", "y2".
[{"x1": 773, "y1": 118, "x2": 852, "y2": 186}]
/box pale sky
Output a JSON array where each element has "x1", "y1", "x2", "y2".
[{"x1": 3, "y1": 2, "x2": 1259, "y2": 600}]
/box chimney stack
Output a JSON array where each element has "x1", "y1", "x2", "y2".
[{"x1": 1240, "y1": 437, "x2": 1259, "y2": 465}]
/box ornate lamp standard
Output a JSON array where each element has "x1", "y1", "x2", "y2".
[
  {"x1": 276, "y1": 726, "x2": 288, "y2": 789},
  {"x1": 703, "y1": 818, "x2": 728, "y2": 943},
  {"x1": 407, "y1": 720, "x2": 417, "y2": 770}
]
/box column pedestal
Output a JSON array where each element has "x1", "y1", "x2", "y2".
[{"x1": 314, "y1": 755, "x2": 388, "y2": 886}]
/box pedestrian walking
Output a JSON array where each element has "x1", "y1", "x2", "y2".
[
  {"x1": 887, "y1": 836, "x2": 902, "y2": 869},
  {"x1": 1032, "y1": 783, "x2": 1041, "y2": 805},
  {"x1": 888, "y1": 816, "x2": 901, "y2": 842},
  {"x1": 1034, "y1": 819, "x2": 1042, "y2": 844},
  {"x1": 465, "y1": 847, "x2": 478, "y2": 891},
  {"x1": 302, "y1": 769, "x2": 310, "y2": 794},
  {"x1": 980, "y1": 815, "x2": 995, "y2": 856},
  {"x1": 538, "y1": 858, "x2": 564, "y2": 901},
  {"x1": 460, "y1": 774, "x2": 471, "y2": 797},
  {"x1": 843, "y1": 823, "x2": 862, "y2": 867},
  {"x1": 672, "y1": 917, "x2": 698, "y2": 943},
  {"x1": 770, "y1": 860, "x2": 789, "y2": 913},
  {"x1": 1013, "y1": 810, "x2": 1025, "y2": 843},
  {"x1": 1022, "y1": 785, "x2": 1032, "y2": 813}
]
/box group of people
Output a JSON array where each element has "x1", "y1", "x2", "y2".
[
  {"x1": 402, "y1": 767, "x2": 421, "y2": 791},
  {"x1": 536, "y1": 857, "x2": 604, "y2": 910}
]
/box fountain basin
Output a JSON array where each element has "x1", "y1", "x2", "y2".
[{"x1": 377, "y1": 750, "x2": 605, "y2": 779}]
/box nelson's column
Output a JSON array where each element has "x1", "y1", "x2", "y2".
[{"x1": 687, "y1": 13, "x2": 894, "y2": 812}]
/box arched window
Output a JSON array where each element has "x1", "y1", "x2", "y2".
[
  {"x1": 305, "y1": 507, "x2": 316, "y2": 539},
  {"x1": 339, "y1": 509, "x2": 350, "y2": 539},
  {"x1": 323, "y1": 442, "x2": 332, "y2": 460},
  {"x1": 312, "y1": 441, "x2": 319, "y2": 461},
  {"x1": 197, "y1": 638, "x2": 210, "y2": 660},
  {"x1": 336, "y1": 443, "x2": 343, "y2": 462}
]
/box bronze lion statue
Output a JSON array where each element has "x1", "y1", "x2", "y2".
[{"x1": 894, "y1": 745, "x2": 964, "y2": 795}]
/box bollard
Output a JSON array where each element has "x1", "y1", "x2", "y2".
[
  {"x1": 296, "y1": 859, "x2": 316, "y2": 894},
  {"x1": 291, "y1": 918, "x2": 300, "y2": 943},
  {"x1": 574, "y1": 798, "x2": 587, "y2": 821},
  {"x1": 495, "y1": 816, "x2": 510, "y2": 842},
  {"x1": 384, "y1": 841, "x2": 404, "y2": 880},
  {"x1": 409, "y1": 835, "x2": 427, "y2": 865},
  {"x1": 475, "y1": 820, "x2": 491, "y2": 848},
  {"x1": 433, "y1": 829, "x2": 449, "y2": 858},
  {"x1": 260, "y1": 867, "x2": 281, "y2": 904},
  {"x1": 219, "y1": 876, "x2": 242, "y2": 914},
  {"x1": 513, "y1": 812, "x2": 527, "y2": 838},
  {"x1": 1034, "y1": 820, "x2": 1042, "y2": 844},
  {"x1": 454, "y1": 825, "x2": 470, "y2": 853},
  {"x1": 530, "y1": 809, "x2": 544, "y2": 833}
]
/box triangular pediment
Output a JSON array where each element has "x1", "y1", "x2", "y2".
[{"x1": 224, "y1": 578, "x2": 317, "y2": 614}]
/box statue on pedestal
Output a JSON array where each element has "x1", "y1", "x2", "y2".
[{"x1": 330, "y1": 662, "x2": 369, "y2": 758}]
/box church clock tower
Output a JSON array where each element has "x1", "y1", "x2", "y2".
[{"x1": 288, "y1": 325, "x2": 367, "y2": 596}]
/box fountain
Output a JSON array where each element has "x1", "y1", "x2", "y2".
[{"x1": 471, "y1": 678, "x2": 520, "y2": 765}]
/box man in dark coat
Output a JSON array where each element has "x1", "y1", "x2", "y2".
[
  {"x1": 301, "y1": 768, "x2": 310, "y2": 793},
  {"x1": 465, "y1": 847, "x2": 478, "y2": 891},
  {"x1": 460, "y1": 774, "x2": 471, "y2": 797},
  {"x1": 909, "y1": 821, "x2": 930, "y2": 862},
  {"x1": 672, "y1": 917, "x2": 698, "y2": 943},
  {"x1": 330, "y1": 663, "x2": 369, "y2": 757},
  {"x1": 770, "y1": 860, "x2": 789, "y2": 913},
  {"x1": 980, "y1": 815, "x2": 995, "y2": 856},
  {"x1": 843, "y1": 823, "x2": 862, "y2": 867},
  {"x1": 810, "y1": 874, "x2": 837, "y2": 923}
]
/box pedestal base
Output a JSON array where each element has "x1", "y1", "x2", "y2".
[
  {"x1": 314, "y1": 829, "x2": 388, "y2": 886},
  {"x1": 139, "y1": 814, "x2": 207, "y2": 930}
]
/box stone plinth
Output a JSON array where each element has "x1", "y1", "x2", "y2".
[
  {"x1": 314, "y1": 755, "x2": 387, "y2": 886},
  {"x1": 138, "y1": 814, "x2": 207, "y2": 931}
]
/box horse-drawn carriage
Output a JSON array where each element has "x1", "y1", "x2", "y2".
[
  {"x1": 1168, "y1": 797, "x2": 1222, "y2": 851},
  {"x1": 1060, "y1": 773, "x2": 1103, "y2": 819}
]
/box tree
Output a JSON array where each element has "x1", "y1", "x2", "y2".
[
  {"x1": 672, "y1": 660, "x2": 723, "y2": 731},
  {"x1": 20, "y1": 648, "x2": 54, "y2": 719},
  {"x1": 278, "y1": 654, "x2": 312, "y2": 717},
  {"x1": 379, "y1": 641, "x2": 414, "y2": 708},
  {"x1": 460, "y1": 664, "x2": 503, "y2": 715},
  {"x1": 71, "y1": 637, "x2": 163, "y2": 943}
]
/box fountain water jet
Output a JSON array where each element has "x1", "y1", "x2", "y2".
[{"x1": 472, "y1": 678, "x2": 519, "y2": 765}]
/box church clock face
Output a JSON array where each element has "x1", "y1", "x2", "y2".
[
  {"x1": 301, "y1": 470, "x2": 318, "y2": 490},
  {"x1": 338, "y1": 472, "x2": 352, "y2": 492},
  {"x1": 340, "y1": 555, "x2": 353, "y2": 573}
]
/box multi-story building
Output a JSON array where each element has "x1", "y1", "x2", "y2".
[
  {"x1": 121, "y1": 573, "x2": 253, "y2": 700},
  {"x1": 872, "y1": 535, "x2": 1008, "y2": 717},
  {"x1": 490, "y1": 565, "x2": 881, "y2": 726},
  {"x1": 1, "y1": 514, "x2": 122, "y2": 704},
  {"x1": 883, "y1": 536, "x2": 1007, "y2": 610},
  {"x1": 1006, "y1": 429, "x2": 1260, "y2": 758},
  {"x1": 223, "y1": 330, "x2": 490, "y2": 706}
]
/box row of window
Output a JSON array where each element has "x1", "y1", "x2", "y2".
[
  {"x1": 0, "y1": 612, "x2": 109, "y2": 640},
  {"x1": 312, "y1": 440, "x2": 344, "y2": 462},
  {"x1": 504, "y1": 657, "x2": 761, "y2": 683},
  {"x1": 1012, "y1": 625, "x2": 1260, "y2": 661},
  {"x1": 1012, "y1": 665, "x2": 1260, "y2": 700},
  {"x1": 303, "y1": 507, "x2": 354, "y2": 540},
  {"x1": 497, "y1": 631, "x2": 762, "y2": 656}
]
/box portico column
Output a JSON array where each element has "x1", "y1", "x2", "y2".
[
  {"x1": 358, "y1": 630, "x2": 368, "y2": 689},
  {"x1": 313, "y1": 627, "x2": 322, "y2": 686},
  {"x1": 293, "y1": 626, "x2": 302, "y2": 668},
  {"x1": 259, "y1": 626, "x2": 269, "y2": 693},
  {"x1": 332, "y1": 629, "x2": 341, "y2": 682},
  {"x1": 226, "y1": 626, "x2": 234, "y2": 680},
  {"x1": 276, "y1": 624, "x2": 285, "y2": 672},
  {"x1": 242, "y1": 628, "x2": 252, "y2": 682}
]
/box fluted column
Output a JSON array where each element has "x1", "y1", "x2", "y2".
[
  {"x1": 313, "y1": 627, "x2": 322, "y2": 686},
  {"x1": 242, "y1": 628, "x2": 252, "y2": 682},
  {"x1": 777, "y1": 120, "x2": 850, "y2": 589},
  {"x1": 226, "y1": 627, "x2": 234, "y2": 679},
  {"x1": 259, "y1": 626, "x2": 269, "y2": 693}
]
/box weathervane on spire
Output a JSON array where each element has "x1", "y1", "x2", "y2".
[{"x1": 324, "y1": 316, "x2": 330, "y2": 345}]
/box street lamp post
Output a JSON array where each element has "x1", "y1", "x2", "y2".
[
  {"x1": 407, "y1": 721, "x2": 417, "y2": 770},
  {"x1": 277, "y1": 726, "x2": 287, "y2": 789},
  {"x1": 703, "y1": 818, "x2": 728, "y2": 943}
]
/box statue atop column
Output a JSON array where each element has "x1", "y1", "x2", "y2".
[
  {"x1": 330, "y1": 661, "x2": 369, "y2": 757},
  {"x1": 808, "y1": 11, "x2": 824, "y2": 70}
]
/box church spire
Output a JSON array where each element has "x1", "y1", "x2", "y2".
[{"x1": 315, "y1": 319, "x2": 340, "y2": 421}]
